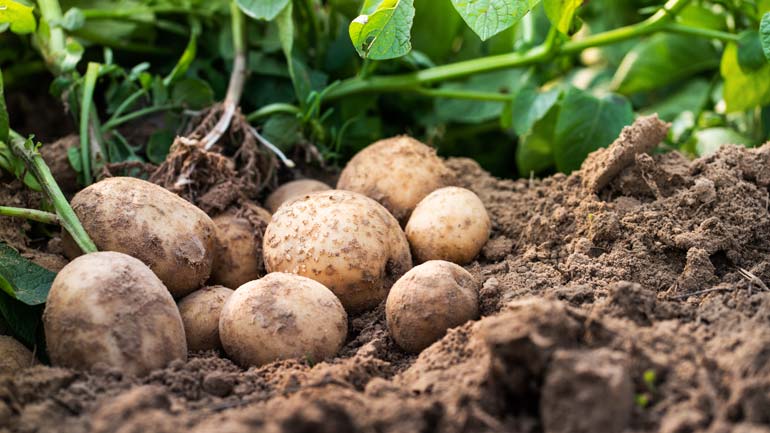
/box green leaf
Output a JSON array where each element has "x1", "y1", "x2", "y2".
[
  {"x1": 55, "y1": 7, "x2": 85, "y2": 31},
  {"x1": 435, "y1": 69, "x2": 531, "y2": 124},
  {"x1": 0, "y1": 291, "x2": 44, "y2": 348},
  {"x1": 543, "y1": 0, "x2": 581, "y2": 34},
  {"x1": 641, "y1": 79, "x2": 710, "y2": 122},
  {"x1": 511, "y1": 85, "x2": 560, "y2": 135},
  {"x1": 517, "y1": 103, "x2": 558, "y2": 175},
  {"x1": 450, "y1": 0, "x2": 539, "y2": 41},
  {"x1": 737, "y1": 31, "x2": 767, "y2": 71},
  {"x1": 612, "y1": 34, "x2": 718, "y2": 95},
  {"x1": 349, "y1": 0, "x2": 415, "y2": 60},
  {"x1": 171, "y1": 78, "x2": 214, "y2": 110},
  {"x1": 0, "y1": 67, "x2": 8, "y2": 144},
  {"x1": 262, "y1": 114, "x2": 302, "y2": 151},
  {"x1": 236, "y1": 0, "x2": 290, "y2": 21},
  {"x1": 693, "y1": 128, "x2": 754, "y2": 156},
  {"x1": 0, "y1": 243, "x2": 55, "y2": 306},
  {"x1": 760, "y1": 13, "x2": 770, "y2": 62},
  {"x1": 0, "y1": 0, "x2": 36, "y2": 34},
  {"x1": 552, "y1": 87, "x2": 634, "y2": 173},
  {"x1": 146, "y1": 129, "x2": 176, "y2": 164},
  {"x1": 721, "y1": 42, "x2": 770, "y2": 112}
]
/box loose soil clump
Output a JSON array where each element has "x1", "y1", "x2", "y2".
[{"x1": 2, "y1": 119, "x2": 770, "y2": 433}]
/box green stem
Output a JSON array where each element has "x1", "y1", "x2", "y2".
[
  {"x1": 246, "y1": 103, "x2": 302, "y2": 121},
  {"x1": 8, "y1": 137, "x2": 97, "y2": 254},
  {"x1": 0, "y1": 206, "x2": 59, "y2": 225},
  {"x1": 79, "y1": 7, "x2": 206, "y2": 19},
  {"x1": 80, "y1": 62, "x2": 100, "y2": 186},
  {"x1": 101, "y1": 104, "x2": 179, "y2": 131},
  {"x1": 36, "y1": 0, "x2": 66, "y2": 73},
  {"x1": 663, "y1": 23, "x2": 740, "y2": 42},
  {"x1": 415, "y1": 88, "x2": 513, "y2": 102},
  {"x1": 324, "y1": 0, "x2": 694, "y2": 101},
  {"x1": 106, "y1": 89, "x2": 147, "y2": 124}
]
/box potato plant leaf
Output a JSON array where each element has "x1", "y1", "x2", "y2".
[
  {"x1": 0, "y1": 243, "x2": 55, "y2": 306},
  {"x1": 737, "y1": 31, "x2": 767, "y2": 71},
  {"x1": 0, "y1": 291, "x2": 44, "y2": 348},
  {"x1": 693, "y1": 127, "x2": 754, "y2": 156},
  {"x1": 0, "y1": 67, "x2": 8, "y2": 143},
  {"x1": 721, "y1": 42, "x2": 770, "y2": 112},
  {"x1": 543, "y1": 0, "x2": 582, "y2": 34},
  {"x1": 450, "y1": 0, "x2": 540, "y2": 41},
  {"x1": 236, "y1": 0, "x2": 290, "y2": 21},
  {"x1": 0, "y1": 0, "x2": 36, "y2": 34},
  {"x1": 517, "y1": 103, "x2": 558, "y2": 175},
  {"x1": 552, "y1": 86, "x2": 633, "y2": 173},
  {"x1": 349, "y1": 0, "x2": 415, "y2": 60},
  {"x1": 760, "y1": 13, "x2": 770, "y2": 62}
]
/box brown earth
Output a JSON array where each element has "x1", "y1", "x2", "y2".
[{"x1": 2, "y1": 117, "x2": 770, "y2": 433}]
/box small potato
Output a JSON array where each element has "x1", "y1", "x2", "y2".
[
  {"x1": 210, "y1": 203, "x2": 271, "y2": 289},
  {"x1": 44, "y1": 252, "x2": 187, "y2": 376},
  {"x1": 386, "y1": 261, "x2": 479, "y2": 353},
  {"x1": 219, "y1": 273, "x2": 347, "y2": 367},
  {"x1": 337, "y1": 136, "x2": 455, "y2": 224},
  {"x1": 0, "y1": 336, "x2": 36, "y2": 373},
  {"x1": 178, "y1": 285, "x2": 233, "y2": 351},
  {"x1": 263, "y1": 190, "x2": 412, "y2": 312},
  {"x1": 62, "y1": 177, "x2": 217, "y2": 297},
  {"x1": 265, "y1": 179, "x2": 332, "y2": 213},
  {"x1": 406, "y1": 187, "x2": 491, "y2": 265}
]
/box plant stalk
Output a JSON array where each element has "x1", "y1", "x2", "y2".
[
  {"x1": 0, "y1": 206, "x2": 59, "y2": 225},
  {"x1": 8, "y1": 137, "x2": 97, "y2": 254}
]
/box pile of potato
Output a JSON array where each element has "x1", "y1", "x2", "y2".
[{"x1": 16, "y1": 135, "x2": 491, "y2": 376}]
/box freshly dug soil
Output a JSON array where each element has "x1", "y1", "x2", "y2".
[{"x1": 2, "y1": 119, "x2": 770, "y2": 433}]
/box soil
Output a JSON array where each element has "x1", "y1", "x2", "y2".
[{"x1": 2, "y1": 116, "x2": 770, "y2": 433}]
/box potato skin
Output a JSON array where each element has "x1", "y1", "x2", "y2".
[
  {"x1": 386, "y1": 261, "x2": 479, "y2": 353},
  {"x1": 265, "y1": 179, "x2": 332, "y2": 214},
  {"x1": 210, "y1": 204, "x2": 270, "y2": 289},
  {"x1": 0, "y1": 336, "x2": 36, "y2": 373},
  {"x1": 263, "y1": 190, "x2": 412, "y2": 312},
  {"x1": 405, "y1": 187, "x2": 491, "y2": 265},
  {"x1": 61, "y1": 177, "x2": 216, "y2": 297},
  {"x1": 219, "y1": 273, "x2": 347, "y2": 367},
  {"x1": 178, "y1": 285, "x2": 233, "y2": 351},
  {"x1": 337, "y1": 136, "x2": 455, "y2": 224},
  {"x1": 44, "y1": 252, "x2": 187, "y2": 376}
]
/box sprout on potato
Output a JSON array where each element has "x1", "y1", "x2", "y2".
[
  {"x1": 219, "y1": 273, "x2": 347, "y2": 367},
  {"x1": 210, "y1": 203, "x2": 271, "y2": 289},
  {"x1": 386, "y1": 260, "x2": 480, "y2": 353},
  {"x1": 0, "y1": 336, "x2": 36, "y2": 373},
  {"x1": 265, "y1": 179, "x2": 332, "y2": 214},
  {"x1": 62, "y1": 177, "x2": 217, "y2": 298},
  {"x1": 178, "y1": 285, "x2": 234, "y2": 351},
  {"x1": 263, "y1": 190, "x2": 412, "y2": 312},
  {"x1": 44, "y1": 252, "x2": 187, "y2": 376},
  {"x1": 337, "y1": 136, "x2": 455, "y2": 224},
  {"x1": 405, "y1": 186, "x2": 491, "y2": 265}
]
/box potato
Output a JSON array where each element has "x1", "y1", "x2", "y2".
[
  {"x1": 263, "y1": 190, "x2": 412, "y2": 312},
  {"x1": 386, "y1": 260, "x2": 479, "y2": 353},
  {"x1": 44, "y1": 251, "x2": 187, "y2": 376},
  {"x1": 0, "y1": 336, "x2": 36, "y2": 373},
  {"x1": 265, "y1": 179, "x2": 332, "y2": 213},
  {"x1": 337, "y1": 136, "x2": 455, "y2": 224},
  {"x1": 62, "y1": 177, "x2": 216, "y2": 297},
  {"x1": 210, "y1": 203, "x2": 271, "y2": 289},
  {"x1": 405, "y1": 187, "x2": 491, "y2": 265},
  {"x1": 178, "y1": 285, "x2": 233, "y2": 351},
  {"x1": 219, "y1": 273, "x2": 347, "y2": 367}
]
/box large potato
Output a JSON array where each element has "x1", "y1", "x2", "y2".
[
  {"x1": 210, "y1": 203, "x2": 271, "y2": 289},
  {"x1": 263, "y1": 190, "x2": 412, "y2": 312},
  {"x1": 265, "y1": 179, "x2": 332, "y2": 213},
  {"x1": 386, "y1": 260, "x2": 480, "y2": 353},
  {"x1": 0, "y1": 336, "x2": 36, "y2": 373},
  {"x1": 406, "y1": 187, "x2": 491, "y2": 264},
  {"x1": 337, "y1": 136, "x2": 455, "y2": 224},
  {"x1": 178, "y1": 285, "x2": 233, "y2": 351},
  {"x1": 44, "y1": 252, "x2": 187, "y2": 376},
  {"x1": 219, "y1": 273, "x2": 347, "y2": 367},
  {"x1": 62, "y1": 177, "x2": 216, "y2": 297}
]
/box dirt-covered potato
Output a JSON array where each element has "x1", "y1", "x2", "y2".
[
  {"x1": 210, "y1": 203, "x2": 271, "y2": 289},
  {"x1": 44, "y1": 252, "x2": 187, "y2": 376},
  {"x1": 263, "y1": 190, "x2": 412, "y2": 312},
  {"x1": 265, "y1": 179, "x2": 332, "y2": 213},
  {"x1": 0, "y1": 336, "x2": 36, "y2": 373},
  {"x1": 178, "y1": 285, "x2": 233, "y2": 351},
  {"x1": 406, "y1": 187, "x2": 491, "y2": 264},
  {"x1": 61, "y1": 176, "x2": 216, "y2": 297},
  {"x1": 337, "y1": 136, "x2": 455, "y2": 224},
  {"x1": 219, "y1": 273, "x2": 347, "y2": 367},
  {"x1": 386, "y1": 260, "x2": 479, "y2": 353}
]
